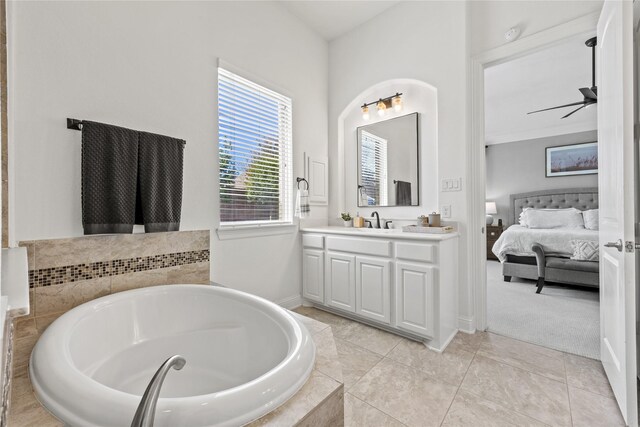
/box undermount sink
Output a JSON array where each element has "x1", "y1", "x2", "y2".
[{"x1": 354, "y1": 228, "x2": 399, "y2": 233}]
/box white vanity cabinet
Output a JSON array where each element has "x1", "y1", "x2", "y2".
[{"x1": 301, "y1": 227, "x2": 459, "y2": 351}]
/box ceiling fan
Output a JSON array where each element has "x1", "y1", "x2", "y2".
[{"x1": 527, "y1": 37, "x2": 597, "y2": 119}]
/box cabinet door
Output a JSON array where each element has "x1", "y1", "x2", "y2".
[
  {"x1": 326, "y1": 252, "x2": 356, "y2": 312},
  {"x1": 395, "y1": 261, "x2": 435, "y2": 338},
  {"x1": 302, "y1": 249, "x2": 324, "y2": 303},
  {"x1": 356, "y1": 256, "x2": 391, "y2": 324}
]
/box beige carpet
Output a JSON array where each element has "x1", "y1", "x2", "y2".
[{"x1": 486, "y1": 260, "x2": 600, "y2": 360}]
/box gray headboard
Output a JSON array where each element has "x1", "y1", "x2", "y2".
[{"x1": 508, "y1": 187, "x2": 599, "y2": 225}]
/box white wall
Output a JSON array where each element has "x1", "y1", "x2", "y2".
[
  {"x1": 486, "y1": 131, "x2": 598, "y2": 223},
  {"x1": 329, "y1": 1, "x2": 469, "y2": 324},
  {"x1": 8, "y1": 1, "x2": 328, "y2": 304},
  {"x1": 469, "y1": 0, "x2": 603, "y2": 55}
]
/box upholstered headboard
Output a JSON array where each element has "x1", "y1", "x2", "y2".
[{"x1": 508, "y1": 187, "x2": 599, "y2": 225}]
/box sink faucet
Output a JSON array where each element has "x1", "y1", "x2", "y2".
[
  {"x1": 371, "y1": 211, "x2": 381, "y2": 229},
  {"x1": 131, "y1": 355, "x2": 186, "y2": 427}
]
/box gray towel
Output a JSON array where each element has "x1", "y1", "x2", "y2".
[
  {"x1": 137, "y1": 132, "x2": 185, "y2": 232},
  {"x1": 395, "y1": 180, "x2": 412, "y2": 206},
  {"x1": 81, "y1": 121, "x2": 139, "y2": 234}
]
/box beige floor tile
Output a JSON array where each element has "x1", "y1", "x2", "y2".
[
  {"x1": 298, "y1": 388, "x2": 344, "y2": 427},
  {"x1": 313, "y1": 327, "x2": 343, "y2": 383},
  {"x1": 460, "y1": 355, "x2": 571, "y2": 426},
  {"x1": 568, "y1": 386, "x2": 625, "y2": 427},
  {"x1": 350, "y1": 358, "x2": 458, "y2": 427},
  {"x1": 441, "y1": 390, "x2": 547, "y2": 426},
  {"x1": 290, "y1": 311, "x2": 329, "y2": 335},
  {"x1": 249, "y1": 370, "x2": 341, "y2": 426},
  {"x1": 345, "y1": 393, "x2": 405, "y2": 427},
  {"x1": 564, "y1": 353, "x2": 614, "y2": 398},
  {"x1": 293, "y1": 307, "x2": 354, "y2": 329},
  {"x1": 447, "y1": 330, "x2": 488, "y2": 353},
  {"x1": 335, "y1": 338, "x2": 382, "y2": 390},
  {"x1": 387, "y1": 339, "x2": 474, "y2": 386},
  {"x1": 477, "y1": 333, "x2": 566, "y2": 382},
  {"x1": 333, "y1": 321, "x2": 401, "y2": 356}
]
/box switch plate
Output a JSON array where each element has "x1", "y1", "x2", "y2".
[
  {"x1": 441, "y1": 178, "x2": 462, "y2": 192},
  {"x1": 441, "y1": 205, "x2": 451, "y2": 218}
]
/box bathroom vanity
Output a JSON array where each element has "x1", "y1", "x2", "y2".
[{"x1": 301, "y1": 226, "x2": 459, "y2": 351}]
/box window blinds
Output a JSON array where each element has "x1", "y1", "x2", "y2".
[
  {"x1": 360, "y1": 131, "x2": 388, "y2": 206},
  {"x1": 218, "y1": 68, "x2": 293, "y2": 225}
]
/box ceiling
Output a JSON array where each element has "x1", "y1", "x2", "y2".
[
  {"x1": 484, "y1": 34, "x2": 598, "y2": 145},
  {"x1": 279, "y1": 1, "x2": 400, "y2": 41}
]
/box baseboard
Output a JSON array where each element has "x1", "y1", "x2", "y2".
[
  {"x1": 277, "y1": 294, "x2": 303, "y2": 310},
  {"x1": 458, "y1": 316, "x2": 476, "y2": 333}
]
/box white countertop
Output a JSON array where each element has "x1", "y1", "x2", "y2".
[{"x1": 301, "y1": 226, "x2": 459, "y2": 241}]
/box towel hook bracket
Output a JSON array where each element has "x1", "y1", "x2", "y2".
[
  {"x1": 296, "y1": 177, "x2": 309, "y2": 190},
  {"x1": 67, "y1": 118, "x2": 83, "y2": 131}
]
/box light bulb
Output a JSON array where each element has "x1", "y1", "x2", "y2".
[
  {"x1": 392, "y1": 95, "x2": 402, "y2": 112},
  {"x1": 362, "y1": 105, "x2": 370, "y2": 120},
  {"x1": 377, "y1": 100, "x2": 386, "y2": 117}
]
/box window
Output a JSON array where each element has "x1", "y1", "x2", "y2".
[
  {"x1": 359, "y1": 130, "x2": 388, "y2": 206},
  {"x1": 218, "y1": 68, "x2": 292, "y2": 226}
]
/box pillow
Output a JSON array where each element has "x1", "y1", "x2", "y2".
[
  {"x1": 520, "y1": 208, "x2": 585, "y2": 229},
  {"x1": 583, "y1": 209, "x2": 599, "y2": 230},
  {"x1": 571, "y1": 239, "x2": 599, "y2": 261}
]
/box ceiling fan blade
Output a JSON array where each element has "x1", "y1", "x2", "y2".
[
  {"x1": 527, "y1": 101, "x2": 586, "y2": 115},
  {"x1": 579, "y1": 87, "x2": 597, "y2": 100},
  {"x1": 561, "y1": 104, "x2": 587, "y2": 119}
]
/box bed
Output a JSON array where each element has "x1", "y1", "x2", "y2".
[{"x1": 492, "y1": 187, "x2": 599, "y2": 291}]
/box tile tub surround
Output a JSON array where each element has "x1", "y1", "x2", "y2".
[
  {"x1": 9, "y1": 230, "x2": 210, "y2": 425},
  {"x1": 295, "y1": 306, "x2": 626, "y2": 427},
  {"x1": 8, "y1": 311, "x2": 344, "y2": 426}
]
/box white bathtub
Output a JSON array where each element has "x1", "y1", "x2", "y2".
[{"x1": 30, "y1": 285, "x2": 316, "y2": 426}]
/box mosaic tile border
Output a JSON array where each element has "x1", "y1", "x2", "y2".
[{"x1": 28, "y1": 250, "x2": 210, "y2": 288}]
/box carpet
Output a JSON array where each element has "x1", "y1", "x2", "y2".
[{"x1": 487, "y1": 260, "x2": 600, "y2": 359}]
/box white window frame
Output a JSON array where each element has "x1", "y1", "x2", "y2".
[
  {"x1": 360, "y1": 130, "x2": 388, "y2": 206},
  {"x1": 217, "y1": 66, "x2": 294, "y2": 236}
]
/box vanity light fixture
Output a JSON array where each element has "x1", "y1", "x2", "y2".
[
  {"x1": 360, "y1": 92, "x2": 403, "y2": 120},
  {"x1": 361, "y1": 105, "x2": 370, "y2": 120}
]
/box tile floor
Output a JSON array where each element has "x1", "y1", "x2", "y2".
[{"x1": 294, "y1": 306, "x2": 626, "y2": 427}]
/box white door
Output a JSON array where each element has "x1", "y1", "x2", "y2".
[
  {"x1": 302, "y1": 249, "x2": 324, "y2": 303},
  {"x1": 395, "y1": 261, "x2": 435, "y2": 338},
  {"x1": 597, "y1": 1, "x2": 637, "y2": 424},
  {"x1": 355, "y1": 256, "x2": 391, "y2": 324},
  {"x1": 326, "y1": 252, "x2": 356, "y2": 312}
]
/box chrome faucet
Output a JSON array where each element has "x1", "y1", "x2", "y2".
[
  {"x1": 131, "y1": 355, "x2": 186, "y2": 427},
  {"x1": 371, "y1": 211, "x2": 381, "y2": 229}
]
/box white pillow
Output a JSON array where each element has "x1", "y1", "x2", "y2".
[
  {"x1": 571, "y1": 239, "x2": 599, "y2": 261},
  {"x1": 582, "y1": 209, "x2": 599, "y2": 230},
  {"x1": 521, "y1": 208, "x2": 585, "y2": 229}
]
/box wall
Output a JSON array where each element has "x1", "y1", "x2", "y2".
[
  {"x1": 486, "y1": 131, "x2": 598, "y2": 223},
  {"x1": 7, "y1": 1, "x2": 328, "y2": 305},
  {"x1": 469, "y1": 0, "x2": 603, "y2": 55}
]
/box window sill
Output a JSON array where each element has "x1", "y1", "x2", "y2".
[{"x1": 216, "y1": 223, "x2": 297, "y2": 240}]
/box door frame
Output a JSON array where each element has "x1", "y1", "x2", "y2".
[{"x1": 468, "y1": 12, "x2": 600, "y2": 331}]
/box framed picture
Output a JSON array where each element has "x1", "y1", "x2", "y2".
[{"x1": 546, "y1": 142, "x2": 598, "y2": 177}]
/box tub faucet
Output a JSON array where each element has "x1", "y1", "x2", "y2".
[
  {"x1": 371, "y1": 211, "x2": 381, "y2": 229},
  {"x1": 131, "y1": 355, "x2": 186, "y2": 427}
]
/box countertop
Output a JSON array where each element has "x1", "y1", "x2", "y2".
[{"x1": 301, "y1": 226, "x2": 459, "y2": 241}]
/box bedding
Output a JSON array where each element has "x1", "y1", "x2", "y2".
[
  {"x1": 583, "y1": 209, "x2": 599, "y2": 230},
  {"x1": 492, "y1": 225, "x2": 599, "y2": 263},
  {"x1": 570, "y1": 239, "x2": 599, "y2": 261},
  {"x1": 519, "y1": 208, "x2": 585, "y2": 229}
]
